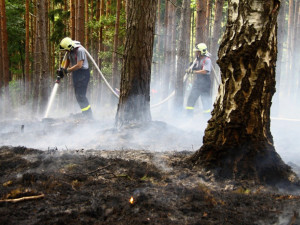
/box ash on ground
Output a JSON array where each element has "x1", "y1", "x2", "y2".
[
  {"x1": 1, "y1": 117, "x2": 300, "y2": 224},
  {"x1": 1, "y1": 146, "x2": 300, "y2": 225}
]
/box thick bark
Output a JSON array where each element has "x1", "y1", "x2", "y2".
[
  {"x1": 174, "y1": 0, "x2": 191, "y2": 113},
  {"x1": 115, "y1": 0, "x2": 157, "y2": 128},
  {"x1": 190, "y1": 0, "x2": 297, "y2": 184}
]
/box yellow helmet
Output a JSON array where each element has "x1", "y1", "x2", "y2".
[
  {"x1": 193, "y1": 43, "x2": 207, "y2": 55},
  {"x1": 59, "y1": 37, "x2": 74, "y2": 51}
]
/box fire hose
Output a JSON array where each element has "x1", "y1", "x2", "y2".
[
  {"x1": 47, "y1": 45, "x2": 220, "y2": 117},
  {"x1": 84, "y1": 50, "x2": 220, "y2": 108}
]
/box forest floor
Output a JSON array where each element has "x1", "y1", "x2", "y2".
[{"x1": 1, "y1": 117, "x2": 300, "y2": 225}]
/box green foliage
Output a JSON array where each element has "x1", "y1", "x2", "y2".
[
  {"x1": 6, "y1": 0, "x2": 25, "y2": 76},
  {"x1": 49, "y1": 8, "x2": 70, "y2": 43}
]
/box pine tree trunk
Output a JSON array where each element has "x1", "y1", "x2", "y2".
[
  {"x1": 112, "y1": 0, "x2": 121, "y2": 94},
  {"x1": 25, "y1": 0, "x2": 31, "y2": 102},
  {"x1": 32, "y1": 1, "x2": 41, "y2": 115},
  {"x1": 77, "y1": 0, "x2": 85, "y2": 43},
  {"x1": 115, "y1": 0, "x2": 157, "y2": 128},
  {"x1": 39, "y1": 0, "x2": 49, "y2": 115},
  {"x1": 154, "y1": 0, "x2": 162, "y2": 91},
  {"x1": 0, "y1": 2, "x2": 3, "y2": 91},
  {"x1": 162, "y1": 0, "x2": 169, "y2": 99},
  {"x1": 195, "y1": 0, "x2": 207, "y2": 43},
  {"x1": 294, "y1": 2, "x2": 300, "y2": 101},
  {"x1": 211, "y1": 0, "x2": 224, "y2": 61},
  {"x1": 85, "y1": 0, "x2": 89, "y2": 48},
  {"x1": 190, "y1": 0, "x2": 297, "y2": 184},
  {"x1": 0, "y1": 0, "x2": 9, "y2": 88},
  {"x1": 275, "y1": 0, "x2": 287, "y2": 116},
  {"x1": 70, "y1": 0, "x2": 75, "y2": 39},
  {"x1": 174, "y1": 0, "x2": 190, "y2": 113},
  {"x1": 0, "y1": 0, "x2": 10, "y2": 116}
]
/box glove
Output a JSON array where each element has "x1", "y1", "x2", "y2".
[
  {"x1": 185, "y1": 68, "x2": 193, "y2": 74},
  {"x1": 56, "y1": 68, "x2": 68, "y2": 79},
  {"x1": 56, "y1": 68, "x2": 64, "y2": 79},
  {"x1": 61, "y1": 67, "x2": 68, "y2": 76}
]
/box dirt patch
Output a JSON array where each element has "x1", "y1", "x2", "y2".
[{"x1": 1, "y1": 146, "x2": 300, "y2": 225}]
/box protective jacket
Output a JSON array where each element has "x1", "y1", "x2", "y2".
[
  {"x1": 68, "y1": 46, "x2": 93, "y2": 118},
  {"x1": 186, "y1": 56, "x2": 212, "y2": 114}
]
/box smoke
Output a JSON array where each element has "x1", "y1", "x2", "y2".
[{"x1": 1, "y1": 31, "x2": 300, "y2": 172}]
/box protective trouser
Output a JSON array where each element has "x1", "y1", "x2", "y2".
[
  {"x1": 186, "y1": 75, "x2": 211, "y2": 116},
  {"x1": 72, "y1": 68, "x2": 93, "y2": 118}
]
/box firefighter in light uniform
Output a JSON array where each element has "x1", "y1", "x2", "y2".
[
  {"x1": 186, "y1": 43, "x2": 212, "y2": 116},
  {"x1": 58, "y1": 37, "x2": 93, "y2": 119}
]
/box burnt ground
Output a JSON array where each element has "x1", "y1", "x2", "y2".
[{"x1": 1, "y1": 118, "x2": 300, "y2": 225}]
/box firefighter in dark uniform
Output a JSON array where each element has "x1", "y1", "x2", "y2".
[
  {"x1": 186, "y1": 43, "x2": 212, "y2": 117},
  {"x1": 58, "y1": 37, "x2": 93, "y2": 119}
]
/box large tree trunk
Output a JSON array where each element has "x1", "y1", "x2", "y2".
[
  {"x1": 115, "y1": 0, "x2": 157, "y2": 128},
  {"x1": 190, "y1": 0, "x2": 297, "y2": 184}
]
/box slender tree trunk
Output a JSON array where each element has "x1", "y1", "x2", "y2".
[
  {"x1": 153, "y1": 0, "x2": 161, "y2": 93},
  {"x1": 190, "y1": 0, "x2": 296, "y2": 184},
  {"x1": 174, "y1": 0, "x2": 191, "y2": 114},
  {"x1": 112, "y1": 0, "x2": 121, "y2": 93},
  {"x1": 32, "y1": 1, "x2": 41, "y2": 115},
  {"x1": 206, "y1": 0, "x2": 211, "y2": 45},
  {"x1": 85, "y1": 0, "x2": 89, "y2": 48},
  {"x1": 115, "y1": 0, "x2": 157, "y2": 128},
  {"x1": 77, "y1": 0, "x2": 85, "y2": 43},
  {"x1": 38, "y1": 0, "x2": 49, "y2": 115},
  {"x1": 0, "y1": 0, "x2": 10, "y2": 116},
  {"x1": 70, "y1": 0, "x2": 76, "y2": 39},
  {"x1": 99, "y1": 0, "x2": 105, "y2": 68},
  {"x1": 294, "y1": 2, "x2": 300, "y2": 103},
  {"x1": 0, "y1": 8, "x2": 2, "y2": 91},
  {"x1": 25, "y1": 0, "x2": 31, "y2": 102},
  {"x1": 275, "y1": 0, "x2": 287, "y2": 116},
  {"x1": 162, "y1": 0, "x2": 169, "y2": 99},
  {"x1": 286, "y1": 0, "x2": 294, "y2": 96},
  {"x1": 195, "y1": 0, "x2": 207, "y2": 43},
  {"x1": 211, "y1": 0, "x2": 224, "y2": 61}
]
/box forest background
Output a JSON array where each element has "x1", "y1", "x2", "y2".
[{"x1": 0, "y1": 0, "x2": 299, "y2": 121}]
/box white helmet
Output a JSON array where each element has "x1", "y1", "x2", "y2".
[
  {"x1": 59, "y1": 37, "x2": 75, "y2": 51},
  {"x1": 193, "y1": 43, "x2": 207, "y2": 55}
]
